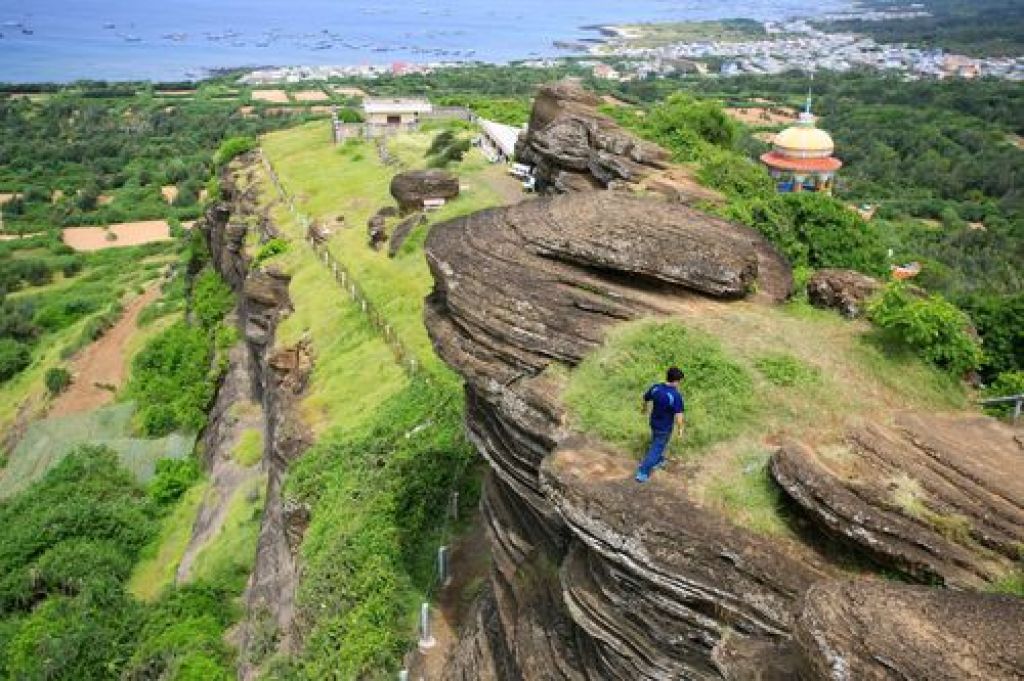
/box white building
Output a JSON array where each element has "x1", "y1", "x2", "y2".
[
  {"x1": 362, "y1": 98, "x2": 433, "y2": 128},
  {"x1": 477, "y1": 118, "x2": 523, "y2": 163}
]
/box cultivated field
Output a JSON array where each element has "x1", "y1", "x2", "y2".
[
  {"x1": 251, "y1": 89, "x2": 291, "y2": 103},
  {"x1": 294, "y1": 90, "x2": 329, "y2": 102},
  {"x1": 62, "y1": 220, "x2": 174, "y2": 251}
]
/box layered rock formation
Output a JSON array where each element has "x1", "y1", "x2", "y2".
[
  {"x1": 425, "y1": 189, "x2": 1023, "y2": 680},
  {"x1": 390, "y1": 168, "x2": 460, "y2": 213},
  {"x1": 793, "y1": 580, "x2": 1024, "y2": 680},
  {"x1": 771, "y1": 413, "x2": 1024, "y2": 589},
  {"x1": 515, "y1": 79, "x2": 671, "y2": 193},
  {"x1": 200, "y1": 162, "x2": 314, "y2": 678},
  {"x1": 425, "y1": 191, "x2": 821, "y2": 679}
]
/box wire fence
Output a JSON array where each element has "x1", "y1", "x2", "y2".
[{"x1": 259, "y1": 147, "x2": 463, "y2": 677}]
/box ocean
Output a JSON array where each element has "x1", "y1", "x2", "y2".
[{"x1": 0, "y1": 0, "x2": 849, "y2": 83}]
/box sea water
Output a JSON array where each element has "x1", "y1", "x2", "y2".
[{"x1": 0, "y1": 0, "x2": 849, "y2": 83}]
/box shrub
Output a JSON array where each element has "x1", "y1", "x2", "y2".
[
  {"x1": 45, "y1": 367, "x2": 72, "y2": 395},
  {"x1": 643, "y1": 93, "x2": 740, "y2": 161},
  {"x1": 191, "y1": 269, "x2": 234, "y2": 330},
  {"x1": 982, "y1": 371, "x2": 1024, "y2": 417},
  {"x1": 868, "y1": 282, "x2": 983, "y2": 376},
  {"x1": 253, "y1": 237, "x2": 289, "y2": 267},
  {"x1": 0, "y1": 338, "x2": 31, "y2": 382},
  {"x1": 213, "y1": 136, "x2": 256, "y2": 167},
  {"x1": 148, "y1": 458, "x2": 201, "y2": 505},
  {"x1": 127, "y1": 321, "x2": 215, "y2": 436}
]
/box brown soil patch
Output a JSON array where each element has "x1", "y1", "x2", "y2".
[
  {"x1": 293, "y1": 90, "x2": 329, "y2": 102},
  {"x1": 62, "y1": 220, "x2": 173, "y2": 251},
  {"x1": 238, "y1": 105, "x2": 256, "y2": 117},
  {"x1": 725, "y1": 106, "x2": 798, "y2": 126},
  {"x1": 331, "y1": 86, "x2": 367, "y2": 98},
  {"x1": 251, "y1": 89, "x2": 290, "y2": 103},
  {"x1": 161, "y1": 185, "x2": 178, "y2": 204},
  {"x1": 48, "y1": 285, "x2": 162, "y2": 418},
  {"x1": 1009, "y1": 134, "x2": 1024, "y2": 150},
  {"x1": 98, "y1": 194, "x2": 114, "y2": 205},
  {"x1": 308, "y1": 106, "x2": 333, "y2": 114},
  {"x1": 0, "y1": 192, "x2": 22, "y2": 205}
]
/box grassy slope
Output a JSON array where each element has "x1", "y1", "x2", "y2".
[
  {"x1": 260, "y1": 120, "x2": 503, "y2": 374},
  {"x1": 564, "y1": 299, "x2": 967, "y2": 536},
  {"x1": 129, "y1": 479, "x2": 212, "y2": 601}
]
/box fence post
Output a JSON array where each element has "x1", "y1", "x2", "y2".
[
  {"x1": 450, "y1": 491, "x2": 459, "y2": 521},
  {"x1": 398, "y1": 672, "x2": 409, "y2": 681},
  {"x1": 418, "y1": 602, "x2": 436, "y2": 650},
  {"x1": 438, "y1": 546, "x2": 451, "y2": 587}
]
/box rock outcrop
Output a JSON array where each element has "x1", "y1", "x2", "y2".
[
  {"x1": 770, "y1": 413, "x2": 1024, "y2": 589},
  {"x1": 515, "y1": 79, "x2": 670, "y2": 193},
  {"x1": 425, "y1": 191, "x2": 811, "y2": 679},
  {"x1": 202, "y1": 159, "x2": 314, "y2": 678},
  {"x1": 426, "y1": 188, "x2": 1022, "y2": 680},
  {"x1": 806, "y1": 268, "x2": 881, "y2": 318},
  {"x1": 390, "y1": 169, "x2": 460, "y2": 213},
  {"x1": 793, "y1": 580, "x2": 1024, "y2": 680}
]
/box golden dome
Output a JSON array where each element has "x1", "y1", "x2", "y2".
[{"x1": 773, "y1": 112, "x2": 835, "y2": 159}]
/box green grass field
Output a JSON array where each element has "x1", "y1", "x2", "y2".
[{"x1": 260, "y1": 120, "x2": 507, "y2": 374}]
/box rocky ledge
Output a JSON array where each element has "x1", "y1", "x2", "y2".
[
  {"x1": 425, "y1": 188, "x2": 1022, "y2": 680},
  {"x1": 771, "y1": 412, "x2": 1024, "y2": 589}
]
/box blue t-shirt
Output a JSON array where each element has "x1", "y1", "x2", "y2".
[{"x1": 644, "y1": 383, "x2": 684, "y2": 432}]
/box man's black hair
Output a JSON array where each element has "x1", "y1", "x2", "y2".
[{"x1": 666, "y1": 366, "x2": 684, "y2": 383}]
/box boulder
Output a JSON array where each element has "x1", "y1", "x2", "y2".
[
  {"x1": 806, "y1": 268, "x2": 881, "y2": 318},
  {"x1": 515, "y1": 79, "x2": 671, "y2": 193},
  {"x1": 794, "y1": 579, "x2": 1024, "y2": 680},
  {"x1": 367, "y1": 213, "x2": 386, "y2": 251},
  {"x1": 770, "y1": 412, "x2": 1024, "y2": 588},
  {"x1": 389, "y1": 169, "x2": 459, "y2": 213}
]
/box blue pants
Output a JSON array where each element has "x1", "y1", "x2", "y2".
[{"x1": 638, "y1": 429, "x2": 672, "y2": 476}]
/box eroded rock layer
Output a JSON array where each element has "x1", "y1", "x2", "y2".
[
  {"x1": 793, "y1": 580, "x2": 1024, "y2": 680},
  {"x1": 426, "y1": 192, "x2": 815, "y2": 679},
  {"x1": 515, "y1": 79, "x2": 671, "y2": 193},
  {"x1": 771, "y1": 413, "x2": 1024, "y2": 588}
]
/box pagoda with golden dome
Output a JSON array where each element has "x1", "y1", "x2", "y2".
[{"x1": 760, "y1": 95, "x2": 841, "y2": 194}]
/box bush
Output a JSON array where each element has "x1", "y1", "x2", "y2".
[
  {"x1": 0, "y1": 338, "x2": 31, "y2": 382},
  {"x1": 213, "y1": 136, "x2": 256, "y2": 167},
  {"x1": 982, "y1": 371, "x2": 1024, "y2": 417},
  {"x1": 253, "y1": 237, "x2": 289, "y2": 267},
  {"x1": 191, "y1": 269, "x2": 234, "y2": 330},
  {"x1": 148, "y1": 458, "x2": 201, "y2": 505},
  {"x1": 45, "y1": 367, "x2": 72, "y2": 395},
  {"x1": 643, "y1": 93, "x2": 740, "y2": 161},
  {"x1": 868, "y1": 282, "x2": 983, "y2": 376},
  {"x1": 127, "y1": 321, "x2": 215, "y2": 436}
]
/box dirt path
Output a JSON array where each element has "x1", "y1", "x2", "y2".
[
  {"x1": 479, "y1": 164, "x2": 531, "y2": 206},
  {"x1": 48, "y1": 284, "x2": 161, "y2": 418},
  {"x1": 406, "y1": 511, "x2": 491, "y2": 678}
]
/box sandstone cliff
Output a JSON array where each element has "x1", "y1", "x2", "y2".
[{"x1": 424, "y1": 190, "x2": 1024, "y2": 680}]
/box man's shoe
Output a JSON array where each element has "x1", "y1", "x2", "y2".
[{"x1": 634, "y1": 470, "x2": 649, "y2": 483}]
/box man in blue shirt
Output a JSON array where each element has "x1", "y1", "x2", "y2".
[{"x1": 635, "y1": 367, "x2": 685, "y2": 483}]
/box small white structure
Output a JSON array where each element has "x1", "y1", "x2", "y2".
[
  {"x1": 423, "y1": 198, "x2": 447, "y2": 211},
  {"x1": 477, "y1": 118, "x2": 523, "y2": 164},
  {"x1": 362, "y1": 98, "x2": 433, "y2": 128}
]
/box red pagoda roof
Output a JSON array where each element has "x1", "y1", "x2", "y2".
[{"x1": 760, "y1": 151, "x2": 842, "y2": 173}]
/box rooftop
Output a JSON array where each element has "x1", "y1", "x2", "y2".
[{"x1": 362, "y1": 97, "x2": 433, "y2": 115}]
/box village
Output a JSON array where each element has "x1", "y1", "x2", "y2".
[{"x1": 239, "y1": 14, "x2": 1023, "y2": 86}]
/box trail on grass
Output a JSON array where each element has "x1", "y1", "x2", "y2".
[{"x1": 49, "y1": 284, "x2": 161, "y2": 418}]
